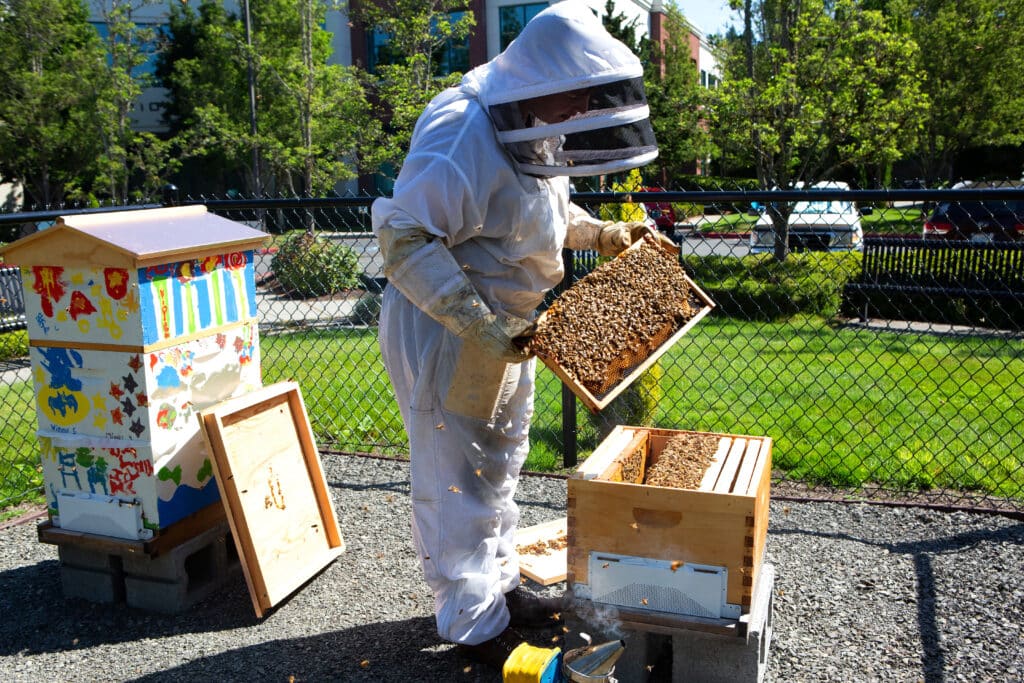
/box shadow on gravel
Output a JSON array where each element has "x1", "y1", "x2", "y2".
[
  {"x1": 126, "y1": 616, "x2": 486, "y2": 683},
  {"x1": 772, "y1": 521, "x2": 1024, "y2": 683},
  {"x1": 0, "y1": 559, "x2": 258, "y2": 658}
]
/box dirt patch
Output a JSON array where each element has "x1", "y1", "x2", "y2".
[{"x1": 643, "y1": 432, "x2": 722, "y2": 489}]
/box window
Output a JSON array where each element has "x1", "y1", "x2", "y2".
[
  {"x1": 499, "y1": 3, "x2": 548, "y2": 51},
  {"x1": 367, "y1": 11, "x2": 470, "y2": 76},
  {"x1": 90, "y1": 21, "x2": 165, "y2": 84}
]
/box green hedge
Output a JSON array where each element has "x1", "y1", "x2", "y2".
[
  {"x1": 683, "y1": 251, "x2": 862, "y2": 321},
  {"x1": 270, "y1": 231, "x2": 360, "y2": 298}
]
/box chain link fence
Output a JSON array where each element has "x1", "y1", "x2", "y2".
[{"x1": 1, "y1": 185, "x2": 1022, "y2": 516}]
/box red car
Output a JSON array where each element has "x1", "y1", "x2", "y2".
[
  {"x1": 922, "y1": 181, "x2": 1024, "y2": 242},
  {"x1": 642, "y1": 187, "x2": 678, "y2": 236}
]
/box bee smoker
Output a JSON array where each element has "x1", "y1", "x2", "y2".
[{"x1": 561, "y1": 638, "x2": 626, "y2": 682}]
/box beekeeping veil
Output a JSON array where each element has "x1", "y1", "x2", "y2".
[{"x1": 469, "y1": 1, "x2": 658, "y2": 177}]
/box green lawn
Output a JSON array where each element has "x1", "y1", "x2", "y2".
[
  {"x1": 3, "y1": 317, "x2": 1023, "y2": 509},
  {"x1": 690, "y1": 206, "x2": 925, "y2": 236}
]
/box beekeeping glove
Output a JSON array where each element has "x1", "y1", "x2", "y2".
[
  {"x1": 378, "y1": 225, "x2": 533, "y2": 363},
  {"x1": 565, "y1": 204, "x2": 678, "y2": 256}
]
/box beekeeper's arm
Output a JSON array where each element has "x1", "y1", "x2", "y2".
[
  {"x1": 565, "y1": 202, "x2": 678, "y2": 256},
  {"x1": 378, "y1": 225, "x2": 532, "y2": 363}
]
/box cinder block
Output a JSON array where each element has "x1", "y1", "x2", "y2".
[
  {"x1": 568, "y1": 563, "x2": 776, "y2": 683},
  {"x1": 670, "y1": 564, "x2": 774, "y2": 683},
  {"x1": 122, "y1": 523, "x2": 241, "y2": 613},
  {"x1": 60, "y1": 564, "x2": 126, "y2": 604},
  {"x1": 53, "y1": 519, "x2": 241, "y2": 613},
  {"x1": 58, "y1": 544, "x2": 123, "y2": 572}
]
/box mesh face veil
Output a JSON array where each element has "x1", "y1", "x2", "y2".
[
  {"x1": 472, "y1": 2, "x2": 659, "y2": 178},
  {"x1": 488, "y1": 77, "x2": 658, "y2": 177}
]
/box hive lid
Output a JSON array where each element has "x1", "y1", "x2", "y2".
[{"x1": 0, "y1": 205, "x2": 268, "y2": 268}]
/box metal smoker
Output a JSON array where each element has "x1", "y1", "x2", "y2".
[{"x1": 562, "y1": 638, "x2": 626, "y2": 682}]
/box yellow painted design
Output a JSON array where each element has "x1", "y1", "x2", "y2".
[
  {"x1": 95, "y1": 298, "x2": 123, "y2": 340},
  {"x1": 38, "y1": 386, "x2": 90, "y2": 427},
  {"x1": 92, "y1": 393, "x2": 106, "y2": 409},
  {"x1": 38, "y1": 436, "x2": 57, "y2": 464},
  {"x1": 122, "y1": 289, "x2": 140, "y2": 314},
  {"x1": 56, "y1": 311, "x2": 68, "y2": 322},
  {"x1": 71, "y1": 272, "x2": 85, "y2": 285}
]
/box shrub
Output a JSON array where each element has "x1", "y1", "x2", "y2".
[
  {"x1": 587, "y1": 361, "x2": 665, "y2": 442},
  {"x1": 271, "y1": 231, "x2": 360, "y2": 298},
  {"x1": 0, "y1": 329, "x2": 29, "y2": 361},
  {"x1": 684, "y1": 251, "x2": 862, "y2": 321}
]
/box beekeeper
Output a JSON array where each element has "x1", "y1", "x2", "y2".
[{"x1": 372, "y1": 0, "x2": 663, "y2": 669}]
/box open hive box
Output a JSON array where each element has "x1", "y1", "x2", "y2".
[
  {"x1": 567, "y1": 426, "x2": 771, "y2": 626},
  {"x1": 530, "y1": 239, "x2": 714, "y2": 412}
]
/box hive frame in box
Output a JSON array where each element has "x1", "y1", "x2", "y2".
[
  {"x1": 533, "y1": 241, "x2": 716, "y2": 412},
  {"x1": 198, "y1": 381, "x2": 345, "y2": 617},
  {"x1": 568, "y1": 426, "x2": 772, "y2": 630}
]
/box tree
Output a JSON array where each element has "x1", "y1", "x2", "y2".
[
  {"x1": 712, "y1": 0, "x2": 927, "y2": 260},
  {"x1": 0, "y1": 0, "x2": 108, "y2": 208},
  {"x1": 159, "y1": 0, "x2": 375, "y2": 197},
  {"x1": 905, "y1": 0, "x2": 1024, "y2": 183},
  {"x1": 90, "y1": 0, "x2": 166, "y2": 203},
  {"x1": 642, "y1": 4, "x2": 714, "y2": 187},
  {"x1": 351, "y1": 0, "x2": 475, "y2": 179}
]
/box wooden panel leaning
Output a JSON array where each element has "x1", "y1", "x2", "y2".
[
  {"x1": 567, "y1": 426, "x2": 772, "y2": 628},
  {"x1": 198, "y1": 381, "x2": 345, "y2": 617}
]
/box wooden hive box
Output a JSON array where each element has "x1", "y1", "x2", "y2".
[
  {"x1": 567, "y1": 426, "x2": 771, "y2": 625},
  {"x1": 0, "y1": 206, "x2": 268, "y2": 538},
  {"x1": 530, "y1": 240, "x2": 715, "y2": 412}
]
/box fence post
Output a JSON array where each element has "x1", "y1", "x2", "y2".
[{"x1": 559, "y1": 248, "x2": 578, "y2": 468}]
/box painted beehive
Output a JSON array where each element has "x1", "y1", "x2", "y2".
[{"x1": 0, "y1": 206, "x2": 267, "y2": 537}]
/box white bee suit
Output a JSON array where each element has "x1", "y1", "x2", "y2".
[{"x1": 371, "y1": 0, "x2": 657, "y2": 646}]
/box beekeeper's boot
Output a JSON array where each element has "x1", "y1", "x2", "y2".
[
  {"x1": 504, "y1": 587, "x2": 566, "y2": 628},
  {"x1": 457, "y1": 626, "x2": 527, "y2": 671}
]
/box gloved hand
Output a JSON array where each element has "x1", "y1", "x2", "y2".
[
  {"x1": 596, "y1": 222, "x2": 679, "y2": 256},
  {"x1": 460, "y1": 313, "x2": 536, "y2": 363}
]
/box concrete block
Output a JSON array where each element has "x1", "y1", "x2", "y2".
[
  {"x1": 54, "y1": 519, "x2": 241, "y2": 613},
  {"x1": 568, "y1": 563, "x2": 776, "y2": 683},
  {"x1": 670, "y1": 564, "x2": 774, "y2": 683},
  {"x1": 58, "y1": 544, "x2": 122, "y2": 572},
  {"x1": 122, "y1": 523, "x2": 241, "y2": 613},
  {"x1": 60, "y1": 564, "x2": 125, "y2": 604},
  {"x1": 567, "y1": 600, "x2": 669, "y2": 682}
]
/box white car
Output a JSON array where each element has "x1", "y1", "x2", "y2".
[{"x1": 749, "y1": 181, "x2": 869, "y2": 253}]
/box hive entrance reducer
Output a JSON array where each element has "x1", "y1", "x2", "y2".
[{"x1": 530, "y1": 239, "x2": 714, "y2": 411}]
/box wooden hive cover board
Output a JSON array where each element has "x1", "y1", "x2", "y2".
[
  {"x1": 514, "y1": 517, "x2": 569, "y2": 586},
  {"x1": 0, "y1": 205, "x2": 267, "y2": 269},
  {"x1": 199, "y1": 381, "x2": 344, "y2": 617}
]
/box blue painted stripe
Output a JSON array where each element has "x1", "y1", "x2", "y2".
[
  {"x1": 196, "y1": 276, "x2": 212, "y2": 328},
  {"x1": 138, "y1": 269, "x2": 158, "y2": 345},
  {"x1": 223, "y1": 266, "x2": 238, "y2": 321},
  {"x1": 171, "y1": 275, "x2": 184, "y2": 337},
  {"x1": 244, "y1": 252, "x2": 257, "y2": 317}
]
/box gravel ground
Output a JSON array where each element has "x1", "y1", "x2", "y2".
[{"x1": 1, "y1": 454, "x2": 1022, "y2": 683}]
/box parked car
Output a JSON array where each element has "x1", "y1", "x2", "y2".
[
  {"x1": 642, "y1": 187, "x2": 678, "y2": 237},
  {"x1": 749, "y1": 181, "x2": 869, "y2": 253},
  {"x1": 922, "y1": 181, "x2": 1024, "y2": 243}
]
